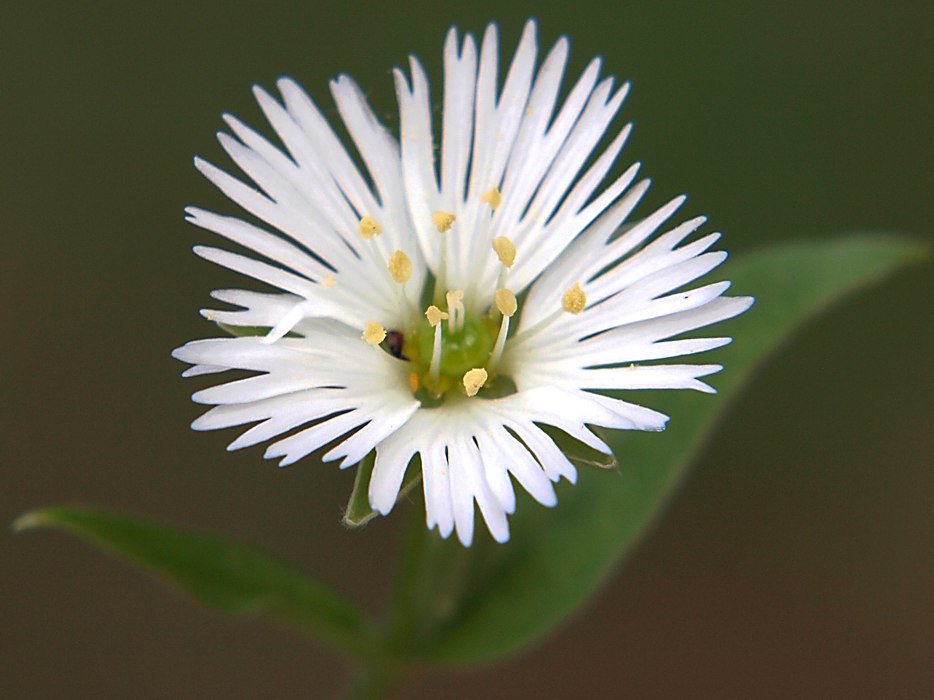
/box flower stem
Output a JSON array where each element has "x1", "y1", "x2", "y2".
[{"x1": 386, "y1": 495, "x2": 475, "y2": 657}]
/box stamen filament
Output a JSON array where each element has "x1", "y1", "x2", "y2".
[
  {"x1": 433, "y1": 211, "x2": 455, "y2": 296},
  {"x1": 357, "y1": 216, "x2": 397, "y2": 296},
  {"x1": 488, "y1": 314, "x2": 510, "y2": 370},
  {"x1": 424, "y1": 305, "x2": 449, "y2": 384},
  {"x1": 512, "y1": 283, "x2": 586, "y2": 346},
  {"x1": 489, "y1": 288, "x2": 517, "y2": 369},
  {"x1": 429, "y1": 321, "x2": 442, "y2": 383},
  {"x1": 511, "y1": 308, "x2": 560, "y2": 346},
  {"x1": 435, "y1": 244, "x2": 447, "y2": 303}
]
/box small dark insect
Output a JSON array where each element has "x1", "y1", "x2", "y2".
[{"x1": 385, "y1": 330, "x2": 406, "y2": 359}]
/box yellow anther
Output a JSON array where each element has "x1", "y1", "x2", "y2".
[
  {"x1": 495, "y1": 288, "x2": 517, "y2": 317},
  {"x1": 425, "y1": 305, "x2": 449, "y2": 327},
  {"x1": 462, "y1": 368, "x2": 488, "y2": 397},
  {"x1": 562, "y1": 283, "x2": 587, "y2": 315},
  {"x1": 480, "y1": 187, "x2": 502, "y2": 210},
  {"x1": 388, "y1": 250, "x2": 412, "y2": 284},
  {"x1": 358, "y1": 216, "x2": 383, "y2": 239},
  {"x1": 322, "y1": 276, "x2": 337, "y2": 288},
  {"x1": 408, "y1": 371, "x2": 420, "y2": 393},
  {"x1": 362, "y1": 321, "x2": 387, "y2": 345},
  {"x1": 492, "y1": 236, "x2": 516, "y2": 268},
  {"x1": 432, "y1": 210, "x2": 456, "y2": 233},
  {"x1": 446, "y1": 289, "x2": 464, "y2": 313}
]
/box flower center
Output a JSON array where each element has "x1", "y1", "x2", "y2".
[
  {"x1": 413, "y1": 312, "x2": 495, "y2": 381},
  {"x1": 353, "y1": 199, "x2": 587, "y2": 402}
]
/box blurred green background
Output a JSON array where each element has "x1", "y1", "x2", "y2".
[{"x1": 3, "y1": 1, "x2": 932, "y2": 697}]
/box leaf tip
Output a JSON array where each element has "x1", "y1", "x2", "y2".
[{"x1": 11, "y1": 509, "x2": 51, "y2": 533}]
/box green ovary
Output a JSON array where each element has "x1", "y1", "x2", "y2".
[{"x1": 414, "y1": 314, "x2": 496, "y2": 379}]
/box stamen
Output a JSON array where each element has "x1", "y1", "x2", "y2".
[
  {"x1": 388, "y1": 250, "x2": 412, "y2": 284},
  {"x1": 432, "y1": 211, "x2": 455, "y2": 293},
  {"x1": 362, "y1": 321, "x2": 387, "y2": 345},
  {"x1": 463, "y1": 368, "x2": 488, "y2": 397},
  {"x1": 510, "y1": 283, "x2": 587, "y2": 347},
  {"x1": 493, "y1": 236, "x2": 516, "y2": 290},
  {"x1": 425, "y1": 305, "x2": 448, "y2": 327},
  {"x1": 428, "y1": 319, "x2": 443, "y2": 383},
  {"x1": 562, "y1": 283, "x2": 587, "y2": 315},
  {"x1": 432, "y1": 211, "x2": 456, "y2": 233},
  {"x1": 494, "y1": 288, "x2": 517, "y2": 317},
  {"x1": 492, "y1": 236, "x2": 516, "y2": 268},
  {"x1": 489, "y1": 288, "x2": 516, "y2": 370},
  {"x1": 480, "y1": 187, "x2": 502, "y2": 210},
  {"x1": 446, "y1": 289, "x2": 465, "y2": 332},
  {"x1": 321, "y1": 276, "x2": 337, "y2": 288},
  {"x1": 408, "y1": 371, "x2": 420, "y2": 393},
  {"x1": 358, "y1": 216, "x2": 383, "y2": 239}
]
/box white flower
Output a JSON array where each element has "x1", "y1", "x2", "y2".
[{"x1": 172, "y1": 20, "x2": 753, "y2": 546}]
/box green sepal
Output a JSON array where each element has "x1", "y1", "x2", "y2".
[
  {"x1": 217, "y1": 322, "x2": 268, "y2": 337},
  {"x1": 216, "y1": 322, "x2": 299, "y2": 339},
  {"x1": 342, "y1": 453, "x2": 423, "y2": 529}
]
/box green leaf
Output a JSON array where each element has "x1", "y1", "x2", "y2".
[
  {"x1": 392, "y1": 233, "x2": 926, "y2": 665},
  {"x1": 14, "y1": 506, "x2": 379, "y2": 661},
  {"x1": 342, "y1": 453, "x2": 423, "y2": 528}
]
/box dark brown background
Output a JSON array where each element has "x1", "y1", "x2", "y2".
[{"x1": 3, "y1": 1, "x2": 932, "y2": 698}]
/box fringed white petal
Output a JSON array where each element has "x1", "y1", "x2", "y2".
[{"x1": 176, "y1": 20, "x2": 752, "y2": 547}]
